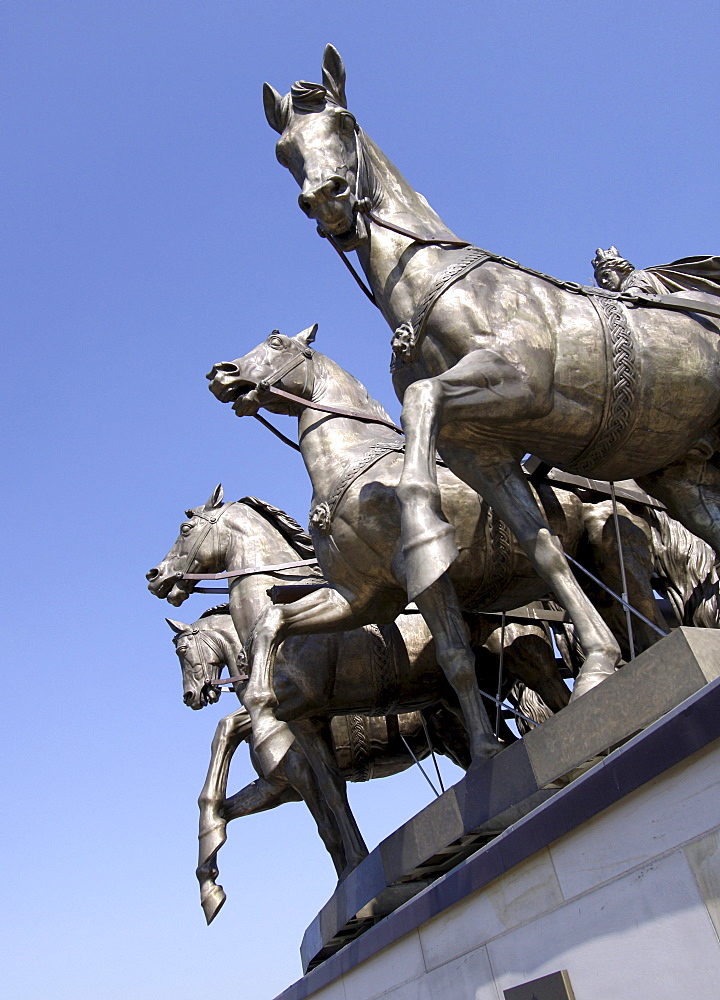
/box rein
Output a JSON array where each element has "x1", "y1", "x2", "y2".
[{"x1": 316, "y1": 126, "x2": 720, "y2": 324}]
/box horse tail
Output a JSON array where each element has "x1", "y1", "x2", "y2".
[
  {"x1": 508, "y1": 681, "x2": 555, "y2": 736},
  {"x1": 647, "y1": 507, "x2": 720, "y2": 627}
]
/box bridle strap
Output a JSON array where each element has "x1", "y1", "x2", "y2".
[{"x1": 178, "y1": 501, "x2": 239, "y2": 580}]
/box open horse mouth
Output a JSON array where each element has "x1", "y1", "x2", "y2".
[
  {"x1": 147, "y1": 572, "x2": 193, "y2": 605},
  {"x1": 321, "y1": 210, "x2": 368, "y2": 251}
]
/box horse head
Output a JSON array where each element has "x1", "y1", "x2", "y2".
[
  {"x1": 207, "y1": 325, "x2": 318, "y2": 417},
  {"x1": 264, "y1": 45, "x2": 369, "y2": 251},
  {"x1": 146, "y1": 485, "x2": 227, "y2": 606},
  {"x1": 166, "y1": 614, "x2": 228, "y2": 710}
]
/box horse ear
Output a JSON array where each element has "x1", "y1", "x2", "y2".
[
  {"x1": 166, "y1": 618, "x2": 189, "y2": 635},
  {"x1": 204, "y1": 484, "x2": 224, "y2": 510},
  {"x1": 322, "y1": 45, "x2": 347, "y2": 108},
  {"x1": 296, "y1": 323, "x2": 318, "y2": 347},
  {"x1": 263, "y1": 82, "x2": 289, "y2": 134}
]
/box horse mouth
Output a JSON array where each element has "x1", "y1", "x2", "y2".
[
  {"x1": 166, "y1": 580, "x2": 193, "y2": 606},
  {"x1": 323, "y1": 211, "x2": 368, "y2": 251}
]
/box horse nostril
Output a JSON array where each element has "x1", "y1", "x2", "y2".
[
  {"x1": 146, "y1": 568, "x2": 159, "y2": 581},
  {"x1": 183, "y1": 691, "x2": 194, "y2": 706},
  {"x1": 298, "y1": 193, "x2": 313, "y2": 216},
  {"x1": 213, "y1": 362, "x2": 240, "y2": 375},
  {"x1": 328, "y1": 176, "x2": 348, "y2": 196}
]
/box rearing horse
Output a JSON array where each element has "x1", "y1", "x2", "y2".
[{"x1": 262, "y1": 45, "x2": 720, "y2": 696}]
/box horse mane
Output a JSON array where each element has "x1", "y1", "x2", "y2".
[
  {"x1": 239, "y1": 496, "x2": 317, "y2": 560},
  {"x1": 199, "y1": 604, "x2": 231, "y2": 621},
  {"x1": 647, "y1": 507, "x2": 720, "y2": 627}
]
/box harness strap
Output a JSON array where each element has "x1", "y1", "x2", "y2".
[
  {"x1": 309, "y1": 441, "x2": 405, "y2": 535},
  {"x1": 391, "y1": 248, "x2": 493, "y2": 368}
]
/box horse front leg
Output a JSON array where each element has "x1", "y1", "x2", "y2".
[
  {"x1": 244, "y1": 588, "x2": 368, "y2": 775},
  {"x1": 415, "y1": 572, "x2": 503, "y2": 764},
  {"x1": 291, "y1": 716, "x2": 369, "y2": 880},
  {"x1": 396, "y1": 348, "x2": 555, "y2": 603},
  {"x1": 197, "y1": 710, "x2": 299, "y2": 924},
  {"x1": 196, "y1": 709, "x2": 251, "y2": 924}
]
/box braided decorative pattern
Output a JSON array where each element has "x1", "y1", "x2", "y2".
[
  {"x1": 309, "y1": 441, "x2": 405, "y2": 534},
  {"x1": 366, "y1": 623, "x2": 400, "y2": 714},
  {"x1": 571, "y1": 296, "x2": 638, "y2": 475},
  {"x1": 348, "y1": 714, "x2": 371, "y2": 782},
  {"x1": 391, "y1": 248, "x2": 492, "y2": 367},
  {"x1": 460, "y1": 502, "x2": 514, "y2": 612}
]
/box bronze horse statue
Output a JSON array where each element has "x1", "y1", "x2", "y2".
[
  {"x1": 261, "y1": 45, "x2": 720, "y2": 702},
  {"x1": 166, "y1": 606, "x2": 474, "y2": 923},
  {"x1": 147, "y1": 490, "x2": 567, "y2": 880},
  {"x1": 207, "y1": 328, "x2": 676, "y2": 776}
]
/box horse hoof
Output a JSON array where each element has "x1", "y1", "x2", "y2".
[
  {"x1": 198, "y1": 822, "x2": 227, "y2": 866},
  {"x1": 570, "y1": 666, "x2": 616, "y2": 702},
  {"x1": 470, "y1": 736, "x2": 505, "y2": 767},
  {"x1": 200, "y1": 882, "x2": 226, "y2": 925},
  {"x1": 403, "y1": 523, "x2": 459, "y2": 603}
]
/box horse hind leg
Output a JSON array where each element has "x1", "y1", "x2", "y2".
[
  {"x1": 415, "y1": 572, "x2": 503, "y2": 763},
  {"x1": 441, "y1": 445, "x2": 621, "y2": 699}
]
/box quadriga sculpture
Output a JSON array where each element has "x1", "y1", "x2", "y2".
[
  {"x1": 147, "y1": 490, "x2": 567, "y2": 879},
  {"x1": 166, "y1": 607, "x2": 470, "y2": 923},
  {"x1": 262, "y1": 45, "x2": 720, "y2": 701},
  {"x1": 206, "y1": 327, "x2": 671, "y2": 778}
]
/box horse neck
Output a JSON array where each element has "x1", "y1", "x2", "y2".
[
  {"x1": 298, "y1": 353, "x2": 399, "y2": 497},
  {"x1": 219, "y1": 503, "x2": 307, "y2": 642},
  {"x1": 355, "y1": 131, "x2": 465, "y2": 318},
  {"x1": 198, "y1": 614, "x2": 241, "y2": 669}
]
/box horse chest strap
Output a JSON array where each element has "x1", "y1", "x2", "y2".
[
  {"x1": 391, "y1": 247, "x2": 494, "y2": 368},
  {"x1": 309, "y1": 441, "x2": 405, "y2": 534}
]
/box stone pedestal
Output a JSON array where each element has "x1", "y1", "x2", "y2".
[{"x1": 272, "y1": 628, "x2": 720, "y2": 1000}]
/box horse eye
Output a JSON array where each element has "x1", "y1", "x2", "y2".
[
  {"x1": 181, "y1": 522, "x2": 194, "y2": 535},
  {"x1": 338, "y1": 112, "x2": 356, "y2": 134},
  {"x1": 269, "y1": 336, "x2": 284, "y2": 348}
]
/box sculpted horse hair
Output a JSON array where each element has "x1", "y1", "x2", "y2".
[{"x1": 261, "y1": 45, "x2": 720, "y2": 707}]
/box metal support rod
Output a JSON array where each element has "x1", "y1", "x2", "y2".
[
  {"x1": 494, "y1": 612, "x2": 506, "y2": 736},
  {"x1": 401, "y1": 735, "x2": 440, "y2": 798},
  {"x1": 564, "y1": 552, "x2": 667, "y2": 637},
  {"x1": 610, "y1": 482, "x2": 635, "y2": 659},
  {"x1": 419, "y1": 712, "x2": 445, "y2": 794},
  {"x1": 476, "y1": 687, "x2": 538, "y2": 729}
]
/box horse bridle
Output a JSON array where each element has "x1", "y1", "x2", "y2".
[
  {"x1": 174, "y1": 500, "x2": 241, "y2": 586},
  {"x1": 175, "y1": 626, "x2": 245, "y2": 699},
  {"x1": 242, "y1": 337, "x2": 404, "y2": 439}
]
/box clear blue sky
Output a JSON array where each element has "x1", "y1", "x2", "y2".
[{"x1": 2, "y1": 3, "x2": 718, "y2": 998}]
